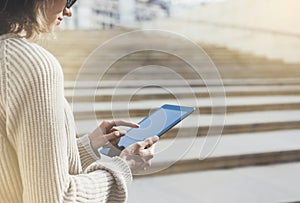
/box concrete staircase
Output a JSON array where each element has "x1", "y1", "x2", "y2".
[{"x1": 42, "y1": 30, "x2": 300, "y2": 177}]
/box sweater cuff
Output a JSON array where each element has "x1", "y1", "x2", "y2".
[
  {"x1": 85, "y1": 155, "x2": 133, "y2": 186},
  {"x1": 77, "y1": 134, "x2": 100, "y2": 170}
]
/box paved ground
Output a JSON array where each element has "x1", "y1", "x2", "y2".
[{"x1": 128, "y1": 162, "x2": 300, "y2": 203}]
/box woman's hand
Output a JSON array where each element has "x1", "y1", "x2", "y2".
[
  {"x1": 119, "y1": 136, "x2": 159, "y2": 173},
  {"x1": 89, "y1": 120, "x2": 139, "y2": 153}
]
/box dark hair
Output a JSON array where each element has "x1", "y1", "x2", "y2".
[{"x1": 0, "y1": 0, "x2": 47, "y2": 39}]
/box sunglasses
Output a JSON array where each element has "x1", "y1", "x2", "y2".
[{"x1": 66, "y1": 0, "x2": 77, "y2": 9}]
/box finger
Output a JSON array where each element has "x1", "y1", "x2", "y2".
[
  {"x1": 140, "y1": 136, "x2": 160, "y2": 149},
  {"x1": 100, "y1": 120, "x2": 116, "y2": 133},
  {"x1": 110, "y1": 127, "x2": 127, "y2": 137},
  {"x1": 147, "y1": 143, "x2": 157, "y2": 154},
  {"x1": 132, "y1": 136, "x2": 159, "y2": 156},
  {"x1": 110, "y1": 127, "x2": 119, "y2": 132},
  {"x1": 104, "y1": 131, "x2": 122, "y2": 141},
  {"x1": 109, "y1": 137, "x2": 120, "y2": 146},
  {"x1": 138, "y1": 149, "x2": 154, "y2": 161},
  {"x1": 113, "y1": 120, "x2": 140, "y2": 128},
  {"x1": 107, "y1": 129, "x2": 127, "y2": 146},
  {"x1": 100, "y1": 120, "x2": 134, "y2": 132}
]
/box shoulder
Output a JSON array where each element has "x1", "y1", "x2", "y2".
[
  {"x1": 4, "y1": 37, "x2": 63, "y2": 80},
  {"x1": 5, "y1": 38, "x2": 61, "y2": 74}
]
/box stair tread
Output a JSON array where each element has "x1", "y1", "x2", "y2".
[
  {"x1": 75, "y1": 110, "x2": 300, "y2": 135},
  {"x1": 71, "y1": 95, "x2": 300, "y2": 113},
  {"x1": 151, "y1": 130, "x2": 300, "y2": 164},
  {"x1": 66, "y1": 85, "x2": 300, "y2": 98},
  {"x1": 64, "y1": 78, "x2": 300, "y2": 88}
]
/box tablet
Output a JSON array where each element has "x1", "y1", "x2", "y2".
[{"x1": 100, "y1": 104, "x2": 195, "y2": 156}]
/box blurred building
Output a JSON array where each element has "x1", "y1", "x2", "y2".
[
  {"x1": 60, "y1": 0, "x2": 300, "y2": 63},
  {"x1": 137, "y1": 0, "x2": 300, "y2": 63},
  {"x1": 61, "y1": 0, "x2": 170, "y2": 30}
]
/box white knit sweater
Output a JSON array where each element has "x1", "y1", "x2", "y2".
[{"x1": 0, "y1": 33, "x2": 132, "y2": 203}]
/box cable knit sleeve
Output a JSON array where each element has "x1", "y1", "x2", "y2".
[
  {"x1": 77, "y1": 133, "x2": 102, "y2": 170},
  {"x1": 62, "y1": 98, "x2": 101, "y2": 171},
  {"x1": 5, "y1": 38, "x2": 132, "y2": 203}
]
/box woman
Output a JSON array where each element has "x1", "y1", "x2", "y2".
[{"x1": 0, "y1": 0, "x2": 158, "y2": 202}]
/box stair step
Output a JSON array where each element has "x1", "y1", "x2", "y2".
[
  {"x1": 65, "y1": 85, "x2": 300, "y2": 102},
  {"x1": 65, "y1": 79, "x2": 300, "y2": 89},
  {"x1": 75, "y1": 110, "x2": 300, "y2": 136},
  {"x1": 71, "y1": 96, "x2": 300, "y2": 119},
  {"x1": 137, "y1": 130, "x2": 300, "y2": 176}
]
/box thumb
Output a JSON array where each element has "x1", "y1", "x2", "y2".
[
  {"x1": 137, "y1": 136, "x2": 160, "y2": 150},
  {"x1": 148, "y1": 136, "x2": 159, "y2": 150},
  {"x1": 150, "y1": 136, "x2": 159, "y2": 145}
]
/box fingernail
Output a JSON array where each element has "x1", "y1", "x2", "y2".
[
  {"x1": 115, "y1": 131, "x2": 120, "y2": 137},
  {"x1": 152, "y1": 136, "x2": 159, "y2": 142}
]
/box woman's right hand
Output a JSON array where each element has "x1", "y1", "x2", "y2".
[
  {"x1": 88, "y1": 120, "x2": 140, "y2": 153},
  {"x1": 119, "y1": 136, "x2": 159, "y2": 173}
]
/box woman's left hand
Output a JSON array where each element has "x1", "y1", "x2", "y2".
[
  {"x1": 119, "y1": 136, "x2": 159, "y2": 173},
  {"x1": 88, "y1": 120, "x2": 139, "y2": 153}
]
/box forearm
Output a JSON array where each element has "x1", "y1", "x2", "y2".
[{"x1": 66, "y1": 156, "x2": 132, "y2": 203}]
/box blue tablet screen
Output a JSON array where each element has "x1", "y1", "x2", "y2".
[{"x1": 118, "y1": 105, "x2": 193, "y2": 148}]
